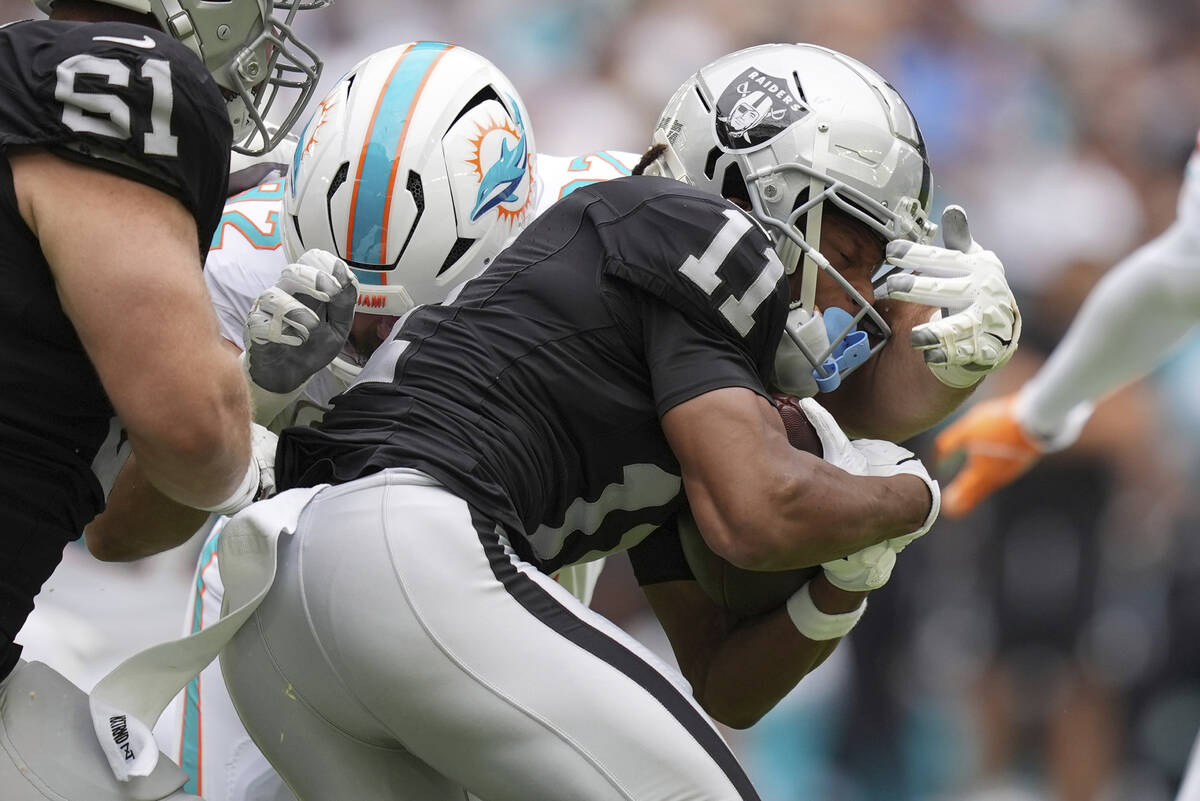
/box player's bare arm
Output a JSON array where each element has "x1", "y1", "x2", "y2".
[
  {"x1": 663, "y1": 386, "x2": 931, "y2": 570},
  {"x1": 83, "y1": 338, "x2": 244, "y2": 560},
  {"x1": 644, "y1": 571, "x2": 865, "y2": 728},
  {"x1": 84, "y1": 454, "x2": 212, "y2": 561},
  {"x1": 10, "y1": 147, "x2": 252, "y2": 510}
]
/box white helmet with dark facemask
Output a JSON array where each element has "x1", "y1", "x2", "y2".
[
  {"x1": 33, "y1": 0, "x2": 327, "y2": 155},
  {"x1": 649, "y1": 43, "x2": 935, "y2": 397},
  {"x1": 282, "y1": 42, "x2": 537, "y2": 380}
]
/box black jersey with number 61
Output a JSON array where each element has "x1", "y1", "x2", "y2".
[
  {"x1": 279, "y1": 175, "x2": 791, "y2": 573},
  {"x1": 0, "y1": 20, "x2": 232, "y2": 662},
  {"x1": 0, "y1": 20, "x2": 231, "y2": 238}
]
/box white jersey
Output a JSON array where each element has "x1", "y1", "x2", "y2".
[
  {"x1": 158, "y1": 153, "x2": 634, "y2": 801},
  {"x1": 534, "y1": 151, "x2": 639, "y2": 217}
]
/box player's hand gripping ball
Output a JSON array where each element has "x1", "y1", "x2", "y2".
[{"x1": 678, "y1": 393, "x2": 823, "y2": 617}]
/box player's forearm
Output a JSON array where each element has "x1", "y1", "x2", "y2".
[
  {"x1": 85, "y1": 454, "x2": 213, "y2": 561},
  {"x1": 717, "y1": 468, "x2": 929, "y2": 571},
  {"x1": 18, "y1": 149, "x2": 258, "y2": 509},
  {"x1": 693, "y1": 458, "x2": 929, "y2": 572},
  {"x1": 1021, "y1": 227, "x2": 1200, "y2": 437},
  {"x1": 126, "y1": 367, "x2": 254, "y2": 510},
  {"x1": 688, "y1": 574, "x2": 866, "y2": 728},
  {"x1": 672, "y1": 389, "x2": 932, "y2": 571},
  {"x1": 823, "y1": 299, "x2": 974, "y2": 441}
]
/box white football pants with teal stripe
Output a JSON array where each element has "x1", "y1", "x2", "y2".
[
  {"x1": 155, "y1": 493, "x2": 607, "y2": 801},
  {"x1": 153, "y1": 516, "x2": 291, "y2": 801},
  {"x1": 218, "y1": 468, "x2": 761, "y2": 801}
]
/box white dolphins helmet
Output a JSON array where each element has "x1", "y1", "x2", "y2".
[
  {"x1": 650, "y1": 43, "x2": 935, "y2": 396},
  {"x1": 283, "y1": 41, "x2": 536, "y2": 318},
  {"x1": 33, "y1": 0, "x2": 327, "y2": 155}
]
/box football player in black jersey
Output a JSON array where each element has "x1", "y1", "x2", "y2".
[
  {"x1": 210, "y1": 45, "x2": 1014, "y2": 800},
  {"x1": 0, "y1": 1, "x2": 328, "y2": 798}
]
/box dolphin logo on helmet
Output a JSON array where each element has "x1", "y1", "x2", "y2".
[{"x1": 470, "y1": 103, "x2": 530, "y2": 222}]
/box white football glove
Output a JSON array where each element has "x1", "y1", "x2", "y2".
[
  {"x1": 795, "y1": 397, "x2": 871, "y2": 476},
  {"x1": 243, "y1": 250, "x2": 357, "y2": 423},
  {"x1": 850, "y1": 439, "x2": 941, "y2": 553},
  {"x1": 821, "y1": 542, "x2": 897, "y2": 593},
  {"x1": 798, "y1": 400, "x2": 940, "y2": 589},
  {"x1": 880, "y1": 206, "x2": 1021, "y2": 388}
]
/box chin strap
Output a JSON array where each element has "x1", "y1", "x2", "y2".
[{"x1": 773, "y1": 306, "x2": 873, "y2": 397}]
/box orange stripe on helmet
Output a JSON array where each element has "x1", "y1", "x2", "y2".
[{"x1": 345, "y1": 46, "x2": 413, "y2": 262}]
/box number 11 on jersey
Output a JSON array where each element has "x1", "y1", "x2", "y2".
[{"x1": 678, "y1": 209, "x2": 784, "y2": 336}]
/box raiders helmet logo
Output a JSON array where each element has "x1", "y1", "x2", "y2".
[{"x1": 715, "y1": 68, "x2": 808, "y2": 150}]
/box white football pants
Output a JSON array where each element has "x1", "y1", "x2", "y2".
[
  {"x1": 220, "y1": 468, "x2": 760, "y2": 801},
  {"x1": 157, "y1": 517, "x2": 606, "y2": 801}
]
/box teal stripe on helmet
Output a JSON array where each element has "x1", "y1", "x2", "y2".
[
  {"x1": 290, "y1": 114, "x2": 311, "y2": 199},
  {"x1": 352, "y1": 266, "x2": 385, "y2": 286},
  {"x1": 348, "y1": 41, "x2": 451, "y2": 265}
]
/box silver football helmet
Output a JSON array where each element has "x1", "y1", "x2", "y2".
[
  {"x1": 650, "y1": 43, "x2": 936, "y2": 396},
  {"x1": 34, "y1": 0, "x2": 327, "y2": 155}
]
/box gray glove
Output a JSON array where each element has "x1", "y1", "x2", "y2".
[{"x1": 243, "y1": 249, "x2": 358, "y2": 394}]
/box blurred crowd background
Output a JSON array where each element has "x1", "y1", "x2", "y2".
[{"x1": 7, "y1": 0, "x2": 1200, "y2": 799}]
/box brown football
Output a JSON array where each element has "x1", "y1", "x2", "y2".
[
  {"x1": 679, "y1": 393, "x2": 824, "y2": 617},
  {"x1": 770, "y1": 392, "x2": 824, "y2": 457}
]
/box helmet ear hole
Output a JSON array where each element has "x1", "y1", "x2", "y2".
[
  {"x1": 438, "y1": 237, "x2": 476, "y2": 276},
  {"x1": 322, "y1": 161, "x2": 350, "y2": 259},
  {"x1": 450, "y1": 86, "x2": 504, "y2": 127},
  {"x1": 290, "y1": 214, "x2": 304, "y2": 250},
  {"x1": 720, "y1": 164, "x2": 749, "y2": 207},
  {"x1": 327, "y1": 162, "x2": 350, "y2": 201}
]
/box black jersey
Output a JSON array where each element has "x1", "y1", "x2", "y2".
[
  {"x1": 0, "y1": 20, "x2": 232, "y2": 665},
  {"x1": 278, "y1": 176, "x2": 789, "y2": 573}
]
